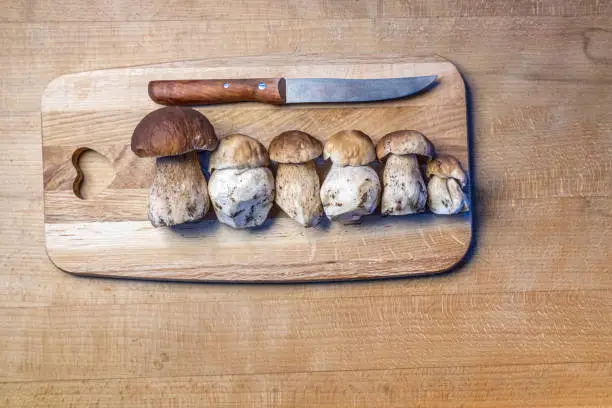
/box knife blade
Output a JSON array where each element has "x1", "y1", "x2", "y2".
[{"x1": 148, "y1": 75, "x2": 437, "y2": 106}]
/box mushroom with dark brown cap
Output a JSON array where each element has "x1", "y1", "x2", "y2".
[
  {"x1": 208, "y1": 134, "x2": 275, "y2": 229},
  {"x1": 376, "y1": 130, "x2": 434, "y2": 216},
  {"x1": 426, "y1": 154, "x2": 469, "y2": 215},
  {"x1": 269, "y1": 130, "x2": 323, "y2": 227},
  {"x1": 131, "y1": 106, "x2": 218, "y2": 227},
  {"x1": 320, "y1": 130, "x2": 381, "y2": 224}
]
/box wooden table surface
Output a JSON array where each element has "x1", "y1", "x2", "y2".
[{"x1": 1, "y1": 1, "x2": 611, "y2": 406}]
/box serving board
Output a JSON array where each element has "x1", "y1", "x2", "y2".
[{"x1": 42, "y1": 55, "x2": 472, "y2": 282}]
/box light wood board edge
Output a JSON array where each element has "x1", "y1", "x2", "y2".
[{"x1": 41, "y1": 55, "x2": 473, "y2": 283}]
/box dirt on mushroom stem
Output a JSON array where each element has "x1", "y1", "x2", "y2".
[{"x1": 147, "y1": 151, "x2": 211, "y2": 227}]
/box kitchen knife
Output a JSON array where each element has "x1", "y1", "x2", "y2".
[{"x1": 148, "y1": 75, "x2": 437, "y2": 106}]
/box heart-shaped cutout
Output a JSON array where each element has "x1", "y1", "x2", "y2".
[{"x1": 72, "y1": 148, "x2": 115, "y2": 199}]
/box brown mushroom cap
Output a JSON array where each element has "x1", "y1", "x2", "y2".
[
  {"x1": 426, "y1": 154, "x2": 467, "y2": 187},
  {"x1": 323, "y1": 130, "x2": 376, "y2": 166},
  {"x1": 269, "y1": 130, "x2": 323, "y2": 164},
  {"x1": 131, "y1": 106, "x2": 218, "y2": 158},
  {"x1": 375, "y1": 130, "x2": 434, "y2": 161},
  {"x1": 209, "y1": 133, "x2": 269, "y2": 171}
]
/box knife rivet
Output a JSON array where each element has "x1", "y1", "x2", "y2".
[
  {"x1": 223, "y1": 83, "x2": 229, "y2": 89},
  {"x1": 258, "y1": 82, "x2": 266, "y2": 90}
]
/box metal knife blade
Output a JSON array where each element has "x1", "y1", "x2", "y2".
[
  {"x1": 284, "y1": 76, "x2": 437, "y2": 104},
  {"x1": 148, "y1": 75, "x2": 438, "y2": 106}
]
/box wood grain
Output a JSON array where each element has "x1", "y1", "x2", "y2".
[
  {"x1": 2, "y1": 363, "x2": 611, "y2": 407},
  {"x1": 2, "y1": 290, "x2": 610, "y2": 381},
  {"x1": 3, "y1": 18, "x2": 612, "y2": 114},
  {"x1": 148, "y1": 78, "x2": 286, "y2": 106},
  {"x1": 1, "y1": 0, "x2": 609, "y2": 22},
  {"x1": 1, "y1": 1, "x2": 611, "y2": 406},
  {"x1": 41, "y1": 57, "x2": 472, "y2": 282}
]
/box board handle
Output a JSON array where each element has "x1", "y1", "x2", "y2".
[{"x1": 148, "y1": 78, "x2": 286, "y2": 106}]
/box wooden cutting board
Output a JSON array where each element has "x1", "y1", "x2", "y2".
[{"x1": 42, "y1": 55, "x2": 472, "y2": 282}]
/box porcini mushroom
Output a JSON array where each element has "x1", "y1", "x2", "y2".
[
  {"x1": 269, "y1": 130, "x2": 323, "y2": 227},
  {"x1": 131, "y1": 106, "x2": 218, "y2": 227},
  {"x1": 320, "y1": 130, "x2": 381, "y2": 224},
  {"x1": 426, "y1": 154, "x2": 469, "y2": 215},
  {"x1": 208, "y1": 134, "x2": 274, "y2": 229},
  {"x1": 376, "y1": 130, "x2": 434, "y2": 216}
]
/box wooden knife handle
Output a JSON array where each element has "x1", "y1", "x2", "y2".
[{"x1": 148, "y1": 78, "x2": 286, "y2": 106}]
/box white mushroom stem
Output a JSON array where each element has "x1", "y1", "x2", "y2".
[
  {"x1": 381, "y1": 154, "x2": 427, "y2": 215},
  {"x1": 208, "y1": 167, "x2": 274, "y2": 229},
  {"x1": 275, "y1": 161, "x2": 323, "y2": 227},
  {"x1": 320, "y1": 165, "x2": 381, "y2": 224},
  {"x1": 147, "y1": 151, "x2": 210, "y2": 227},
  {"x1": 427, "y1": 175, "x2": 468, "y2": 215}
]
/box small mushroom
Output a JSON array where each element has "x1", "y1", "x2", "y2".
[
  {"x1": 376, "y1": 130, "x2": 434, "y2": 216},
  {"x1": 208, "y1": 134, "x2": 274, "y2": 229},
  {"x1": 320, "y1": 130, "x2": 381, "y2": 224},
  {"x1": 269, "y1": 130, "x2": 323, "y2": 227},
  {"x1": 131, "y1": 106, "x2": 218, "y2": 227},
  {"x1": 426, "y1": 154, "x2": 469, "y2": 215}
]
